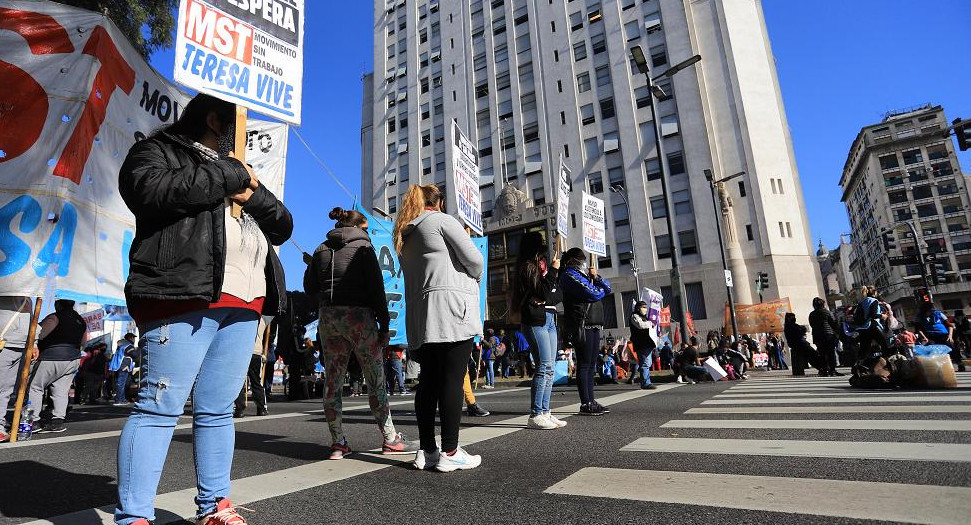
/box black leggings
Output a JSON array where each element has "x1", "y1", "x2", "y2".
[
  {"x1": 576, "y1": 328, "x2": 600, "y2": 405},
  {"x1": 416, "y1": 339, "x2": 473, "y2": 453}
]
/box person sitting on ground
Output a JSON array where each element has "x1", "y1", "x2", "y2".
[
  {"x1": 725, "y1": 341, "x2": 750, "y2": 379},
  {"x1": 914, "y1": 301, "x2": 964, "y2": 372},
  {"x1": 598, "y1": 346, "x2": 617, "y2": 384},
  {"x1": 677, "y1": 337, "x2": 708, "y2": 384}
]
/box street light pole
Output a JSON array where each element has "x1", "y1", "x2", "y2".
[
  {"x1": 705, "y1": 169, "x2": 744, "y2": 339},
  {"x1": 631, "y1": 46, "x2": 701, "y2": 344},
  {"x1": 610, "y1": 184, "x2": 642, "y2": 295}
]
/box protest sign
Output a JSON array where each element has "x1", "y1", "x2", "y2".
[
  {"x1": 174, "y1": 0, "x2": 304, "y2": 125},
  {"x1": 581, "y1": 192, "x2": 606, "y2": 257},
  {"x1": 725, "y1": 298, "x2": 793, "y2": 335},
  {"x1": 81, "y1": 308, "x2": 104, "y2": 334},
  {"x1": 451, "y1": 122, "x2": 482, "y2": 235},
  {"x1": 556, "y1": 159, "x2": 571, "y2": 237},
  {"x1": 0, "y1": 1, "x2": 289, "y2": 305}
]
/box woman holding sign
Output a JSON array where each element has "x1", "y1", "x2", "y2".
[
  {"x1": 394, "y1": 184, "x2": 484, "y2": 473},
  {"x1": 115, "y1": 94, "x2": 292, "y2": 525},
  {"x1": 561, "y1": 248, "x2": 612, "y2": 416}
]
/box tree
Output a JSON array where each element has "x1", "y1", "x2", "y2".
[{"x1": 55, "y1": 1, "x2": 178, "y2": 59}]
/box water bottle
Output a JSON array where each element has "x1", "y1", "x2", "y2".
[{"x1": 17, "y1": 402, "x2": 34, "y2": 441}]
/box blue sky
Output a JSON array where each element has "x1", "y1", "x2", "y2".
[{"x1": 151, "y1": 0, "x2": 971, "y2": 286}]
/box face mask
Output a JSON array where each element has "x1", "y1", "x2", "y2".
[
  {"x1": 216, "y1": 121, "x2": 235, "y2": 157},
  {"x1": 638, "y1": 308, "x2": 648, "y2": 315}
]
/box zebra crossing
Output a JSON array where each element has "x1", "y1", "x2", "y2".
[{"x1": 546, "y1": 372, "x2": 971, "y2": 524}]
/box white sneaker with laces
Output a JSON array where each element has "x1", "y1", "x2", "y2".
[
  {"x1": 547, "y1": 413, "x2": 568, "y2": 428},
  {"x1": 435, "y1": 447, "x2": 481, "y2": 472},
  {"x1": 676, "y1": 376, "x2": 686, "y2": 384},
  {"x1": 527, "y1": 414, "x2": 558, "y2": 430},
  {"x1": 413, "y1": 449, "x2": 441, "y2": 470}
]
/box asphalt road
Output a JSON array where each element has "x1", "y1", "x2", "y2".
[{"x1": 2, "y1": 370, "x2": 971, "y2": 525}]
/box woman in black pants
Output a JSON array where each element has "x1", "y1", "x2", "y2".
[
  {"x1": 394, "y1": 185, "x2": 484, "y2": 472},
  {"x1": 560, "y1": 248, "x2": 612, "y2": 416}
]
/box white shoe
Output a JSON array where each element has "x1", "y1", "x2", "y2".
[
  {"x1": 527, "y1": 414, "x2": 558, "y2": 430},
  {"x1": 676, "y1": 376, "x2": 686, "y2": 384},
  {"x1": 547, "y1": 413, "x2": 568, "y2": 428},
  {"x1": 413, "y1": 449, "x2": 440, "y2": 470},
  {"x1": 435, "y1": 447, "x2": 481, "y2": 472}
]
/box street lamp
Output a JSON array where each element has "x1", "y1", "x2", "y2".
[
  {"x1": 631, "y1": 45, "x2": 702, "y2": 344},
  {"x1": 610, "y1": 184, "x2": 642, "y2": 295},
  {"x1": 704, "y1": 169, "x2": 745, "y2": 339}
]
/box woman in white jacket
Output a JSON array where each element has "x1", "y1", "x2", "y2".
[{"x1": 393, "y1": 184, "x2": 484, "y2": 473}]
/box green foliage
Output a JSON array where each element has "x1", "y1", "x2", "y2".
[{"x1": 54, "y1": 0, "x2": 177, "y2": 58}]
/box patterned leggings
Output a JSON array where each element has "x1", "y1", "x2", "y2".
[{"x1": 319, "y1": 306, "x2": 396, "y2": 444}]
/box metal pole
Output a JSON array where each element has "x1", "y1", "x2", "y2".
[
  {"x1": 611, "y1": 186, "x2": 642, "y2": 295},
  {"x1": 647, "y1": 81, "x2": 689, "y2": 343},
  {"x1": 709, "y1": 181, "x2": 739, "y2": 338},
  {"x1": 905, "y1": 221, "x2": 933, "y2": 302}
]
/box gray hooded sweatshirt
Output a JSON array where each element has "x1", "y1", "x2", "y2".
[{"x1": 400, "y1": 211, "x2": 484, "y2": 349}]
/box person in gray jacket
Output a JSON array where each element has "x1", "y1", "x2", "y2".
[{"x1": 393, "y1": 184, "x2": 484, "y2": 473}]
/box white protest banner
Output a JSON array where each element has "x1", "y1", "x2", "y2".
[
  {"x1": 556, "y1": 158, "x2": 571, "y2": 237},
  {"x1": 451, "y1": 121, "x2": 483, "y2": 235},
  {"x1": 0, "y1": 1, "x2": 289, "y2": 306},
  {"x1": 581, "y1": 192, "x2": 607, "y2": 257},
  {"x1": 174, "y1": 0, "x2": 304, "y2": 125},
  {"x1": 81, "y1": 309, "x2": 105, "y2": 334},
  {"x1": 642, "y1": 287, "x2": 664, "y2": 345}
]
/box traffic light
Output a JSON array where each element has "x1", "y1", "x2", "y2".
[
  {"x1": 955, "y1": 118, "x2": 970, "y2": 152},
  {"x1": 882, "y1": 231, "x2": 897, "y2": 251},
  {"x1": 931, "y1": 262, "x2": 947, "y2": 285},
  {"x1": 914, "y1": 287, "x2": 931, "y2": 304},
  {"x1": 759, "y1": 272, "x2": 769, "y2": 289}
]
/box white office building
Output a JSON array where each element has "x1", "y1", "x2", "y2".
[{"x1": 362, "y1": 0, "x2": 822, "y2": 336}]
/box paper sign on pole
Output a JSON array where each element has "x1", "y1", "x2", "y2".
[
  {"x1": 642, "y1": 287, "x2": 663, "y2": 345},
  {"x1": 451, "y1": 122, "x2": 483, "y2": 235},
  {"x1": 581, "y1": 192, "x2": 607, "y2": 257},
  {"x1": 0, "y1": 0, "x2": 290, "y2": 306},
  {"x1": 81, "y1": 309, "x2": 104, "y2": 334},
  {"x1": 556, "y1": 158, "x2": 571, "y2": 237},
  {"x1": 174, "y1": 0, "x2": 305, "y2": 125}
]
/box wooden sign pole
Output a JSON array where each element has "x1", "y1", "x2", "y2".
[
  {"x1": 9, "y1": 297, "x2": 43, "y2": 443},
  {"x1": 230, "y1": 105, "x2": 248, "y2": 219}
]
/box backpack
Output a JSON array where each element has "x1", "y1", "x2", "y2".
[{"x1": 849, "y1": 356, "x2": 894, "y2": 388}]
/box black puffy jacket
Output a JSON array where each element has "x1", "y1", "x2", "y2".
[
  {"x1": 118, "y1": 133, "x2": 292, "y2": 315},
  {"x1": 303, "y1": 227, "x2": 390, "y2": 332}
]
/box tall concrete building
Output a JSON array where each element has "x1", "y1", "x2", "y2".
[
  {"x1": 840, "y1": 104, "x2": 971, "y2": 320},
  {"x1": 363, "y1": 0, "x2": 822, "y2": 336}
]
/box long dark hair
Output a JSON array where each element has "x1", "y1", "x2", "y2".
[
  {"x1": 512, "y1": 232, "x2": 547, "y2": 310},
  {"x1": 154, "y1": 93, "x2": 234, "y2": 141}
]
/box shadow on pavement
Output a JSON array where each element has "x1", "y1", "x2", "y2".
[{"x1": 0, "y1": 461, "x2": 115, "y2": 519}]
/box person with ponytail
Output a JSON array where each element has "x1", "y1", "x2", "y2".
[
  {"x1": 304, "y1": 207, "x2": 417, "y2": 459},
  {"x1": 513, "y1": 232, "x2": 566, "y2": 430},
  {"x1": 560, "y1": 248, "x2": 612, "y2": 416},
  {"x1": 393, "y1": 185, "x2": 484, "y2": 472}
]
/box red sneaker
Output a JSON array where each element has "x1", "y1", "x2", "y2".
[
  {"x1": 197, "y1": 498, "x2": 251, "y2": 525},
  {"x1": 329, "y1": 440, "x2": 352, "y2": 460}
]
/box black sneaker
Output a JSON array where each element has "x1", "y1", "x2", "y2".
[
  {"x1": 641, "y1": 384, "x2": 658, "y2": 390},
  {"x1": 233, "y1": 409, "x2": 245, "y2": 419},
  {"x1": 39, "y1": 418, "x2": 66, "y2": 434},
  {"x1": 256, "y1": 408, "x2": 268, "y2": 416},
  {"x1": 590, "y1": 402, "x2": 610, "y2": 414},
  {"x1": 467, "y1": 403, "x2": 490, "y2": 417},
  {"x1": 579, "y1": 403, "x2": 604, "y2": 416}
]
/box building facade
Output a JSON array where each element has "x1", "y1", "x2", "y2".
[
  {"x1": 363, "y1": 0, "x2": 822, "y2": 337},
  {"x1": 839, "y1": 104, "x2": 971, "y2": 321},
  {"x1": 816, "y1": 235, "x2": 855, "y2": 308}
]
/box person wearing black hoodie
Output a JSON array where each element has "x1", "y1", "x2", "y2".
[
  {"x1": 304, "y1": 207, "x2": 417, "y2": 460},
  {"x1": 560, "y1": 247, "x2": 612, "y2": 416},
  {"x1": 809, "y1": 297, "x2": 843, "y2": 377}
]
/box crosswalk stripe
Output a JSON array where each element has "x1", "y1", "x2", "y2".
[
  {"x1": 686, "y1": 405, "x2": 971, "y2": 414},
  {"x1": 620, "y1": 437, "x2": 971, "y2": 462},
  {"x1": 703, "y1": 395, "x2": 971, "y2": 405},
  {"x1": 715, "y1": 391, "x2": 969, "y2": 398},
  {"x1": 20, "y1": 385, "x2": 680, "y2": 525},
  {"x1": 544, "y1": 467, "x2": 971, "y2": 525},
  {"x1": 661, "y1": 419, "x2": 971, "y2": 431}
]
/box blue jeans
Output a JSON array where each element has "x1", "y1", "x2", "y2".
[
  {"x1": 115, "y1": 308, "x2": 259, "y2": 524},
  {"x1": 636, "y1": 348, "x2": 653, "y2": 386},
  {"x1": 485, "y1": 359, "x2": 495, "y2": 386},
  {"x1": 387, "y1": 357, "x2": 406, "y2": 392},
  {"x1": 525, "y1": 312, "x2": 557, "y2": 416},
  {"x1": 115, "y1": 371, "x2": 130, "y2": 403}
]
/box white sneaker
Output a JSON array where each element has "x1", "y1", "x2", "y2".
[
  {"x1": 413, "y1": 449, "x2": 440, "y2": 470},
  {"x1": 547, "y1": 413, "x2": 568, "y2": 428},
  {"x1": 435, "y1": 447, "x2": 481, "y2": 472},
  {"x1": 527, "y1": 414, "x2": 558, "y2": 430},
  {"x1": 676, "y1": 376, "x2": 686, "y2": 384}
]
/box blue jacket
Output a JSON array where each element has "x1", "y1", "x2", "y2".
[{"x1": 561, "y1": 268, "x2": 612, "y2": 328}]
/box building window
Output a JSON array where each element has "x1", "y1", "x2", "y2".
[
  {"x1": 738, "y1": 181, "x2": 746, "y2": 197},
  {"x1": 599, "y1": 97, "x2": 615, "y2": 120},
  {"x1": 679, "y1": 230, "x2": 698, "y2": 255},
  {"x1": 533, "y1": 187, "x2": 546, "y2": 205},
  {"x1": 625, "y1": 20, "x2": 640, "y2": 41},
  {"x1": 595, "y1": 65, "x2": 611, "y2": 87},
  {"x1": 602, "y1": 292, "x2": 618, "y2": 328},
  {"x1": 599, "y1": 251, "x2": 613, "y2": 270},
  {"x1": 684, "y1": 282, "x2": 708, "y2": 320},
  {"x1": 573, "y1": 41, "x2": 587, "y2": 61},
  {"x1": 651, "y1": 47, "x2": 667, "y2": 67},
  {"x1": 388, "y1": 119, "x2": 396, "y2": 133},
  {"x1": 902, "y1": 149, "x2": 923, "y2": 165},
  {"x1": 589, "y1": 173, "x2": 604, "y2": 194},
  {"x1": 786, "y1": 222, "x2": 792, "y2": 238},
  {"x1": 645, "y1": 158, "x2": 661, "y2": 181},
  {"x1": 778, "y1": 222, "x2": 785, "y2": 237},
  {"x1": 577, "y1": 72, "x2": 591, "y2": 92},
  {"x1": 608, "y1": 166, "x2": 624, "y2": 190},
  {"x1": 570, "y1": 11, "x2": 583, "y2": 31},
  {"x1": 388, "y1": 196, "x2": 397, "y2": 214},
  {"x1": 634, "y1": 86, "x2": 650, "y2": 109},
  {"x1": 584, "y1": 137, "x2": 600, "y2": 160},
  {"x1": 673, "y1": 189, "x2": 692, "y2": 215},
  {"x1": 622, "y1": 291, "x2": 637, "y2": 326},
  {"x1": 581, "y1": 103, "x2": 596, "y2": 125},
  {"x1": 650, "y1": 196, "x2": 667, "y2": 218},
  {"x1": 613, "y1": 202, "x2": 629, "y2": 227},
  {"x1": 667, "y1": 151, "x2": 685, "y2": 175},
  {"x1": 879, "y1": 154, "x2": 899, "y2": 170},
  {"x1": 591, "y1": 33, "x2": 607, "y2": 55},
  {"x1": 618, "y1": 240, "x2": 633, "y2": 266},
  {"x1": 746, "y1": 224, "x2": 753, "y2": 241},
  {"x1": 777, "y1": 179, "x2": 785, "y2": 194},
  {"x1": 655, "y1": 234, "x2": 671, "y2": 259}
]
